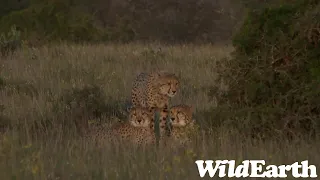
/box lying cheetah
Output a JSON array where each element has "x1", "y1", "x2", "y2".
[
  {"x1": 131, "y1": 71, "x2": 179, "y2": 111},
  {"x1": 162, "y1": 105, "x2": 197, "y2": 146},
  {"x1": 170, "y1": 105, "x2": 194, "y2": 127},
  {"x1": 88, "y1": 107, "x2": 167, "y2": 146}
]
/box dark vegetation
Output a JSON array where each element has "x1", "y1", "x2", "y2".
[
  {"x1": 0, "y1": 0, "x2": 242, "y2": 45},
  {"x1": 211, "y1": 0, "x2": 320, "y2": 140}
]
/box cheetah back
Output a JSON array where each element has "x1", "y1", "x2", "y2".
[
  {"x1": 103, "y1": 122, "x2": 156, "y2": 146},
  {"x1": 131, "y1": 72, "x2": 171, "y2": 110},
  {"x1": 131, "y1": 73, "x2": 149, "y2": 108}
]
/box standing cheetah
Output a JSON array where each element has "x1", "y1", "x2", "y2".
[{"x1": 131, "y1": 71, "x2": 179, "y2": 111}]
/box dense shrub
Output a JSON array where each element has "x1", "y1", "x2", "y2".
[
  {"x1": 0, "y1": 77, "x2": 5, "y2": 89},
  {"x1": 0, "y1": 0, "x2": 107, "y2": 45},
  {"x1": 0, "y1": 0, "x2": 29, "y2": 17},
  {"x1": 0, "y1": 0, "x2": 242, "y2": 44},
  {"x1": 45, "y1": 85, "x2": 127, "y2": 135},
  {"x1": 214, "y1": 0, "x2": 320, "y2": 139},
  {"x1": 0, "y1": 25, "x2": 22, "y2": 57}
]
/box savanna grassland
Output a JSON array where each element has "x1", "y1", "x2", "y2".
[
  {"x1": 0, "y1": 43, "x2": 319, "y2": 179},
  {"x1": 1, "y1": 0, "x2": 320, "y2": 179}
]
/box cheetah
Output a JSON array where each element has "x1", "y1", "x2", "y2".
[
  {"x1": 88, "y1": 107, "x2": 167, "y2": 146},
  {"x1": 162, "y1": 105, "x2": 198, "y2": 146},
  {"x1": 170, "y1": 105, "x2": 194, "y2": 127},
  {"x1": 131, "y1": 71, "x2": 179, "y2": 111}
]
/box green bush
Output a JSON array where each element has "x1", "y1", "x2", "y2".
[
  {"x1": 44, "y1": 85, "x2": 127, "y2": 135},
  {"x1": 49, "y1": 85, "x2": 108, "y2": 134},
  {"x1": 0, "y1": 0, "x2": 242, "y2": 44},
  {"x1": 0, "y1": 104, "x2": 11, "y2": 134},
  {"x1": 0, "y1": 25, "x2": 22, "y2": 57},
  {"x1": 0, "y1": 0, "x2": 107, "y2": 44},
  {"x1": 0, "y1": 77, "x2": 5, "y2": 89},
  {"x1": 214, "y1": 0, "x2": 320, "y2": 139},
  {"x1": 0, "y1": 0, "x2": 29, "y2": 17}
]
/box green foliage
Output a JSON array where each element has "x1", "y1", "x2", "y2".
[
  {"x1": 0, "y1": 77, "x2": 5, "y2": 89},
  {"x1": 46, "y1": 85, "x2": 127, "y2": 135},
  {"x1": 3, "y1": 80, "x2": 39, "y2": 97},
  {"x1": 0, "y1": 25, "x2": 22, "y2": 57},
  {"x1": 0, "y1": 0, "x2": 29, "y2": 17},
  {"x1": 0, "y1": 0, "x2": 242, "y2": 44},
  {"x1": 50, "y1": 85, "x2": 107, "y2": 134},
  {"x1": 0, "y1": 0, "x2": 107, "y2": 44},
  {"x1": 215, "y1": 0, "x2": 320, "y2": 139},
  {"x1": 58, "y1": 85, "x2": 108, "y2": 120},
  {"x1": 0, "y1": 104, "x2": 11, "y2": 133}
]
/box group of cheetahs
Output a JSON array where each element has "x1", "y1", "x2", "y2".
[{"x1": 86, "y1": 70, "x2": 196, "y2": 147}]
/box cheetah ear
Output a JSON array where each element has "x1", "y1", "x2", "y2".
[
  {"x1": 125, "y1": 101, "x2": 133, "y2": 113},
  {"x1": 126, "y1": 104, "x2": 133, "y2": 113},
  {"x1": 129, "y1": 107, "x2": 136, "y2": 115}
]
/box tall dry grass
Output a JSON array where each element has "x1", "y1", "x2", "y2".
[{"x1": 0, "y1": 43, "x2": 319, "y2": 179}]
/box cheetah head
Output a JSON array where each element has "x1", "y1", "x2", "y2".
[
  {"x1": 170, "y1": 105, "x2": 193, "y2": 127},
  {"x1": 128, "y1": 107, "x2": 153, "y2": 127},
  {"x1": 158, "y1": 74, "x2": 179, "y2": 98}
]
